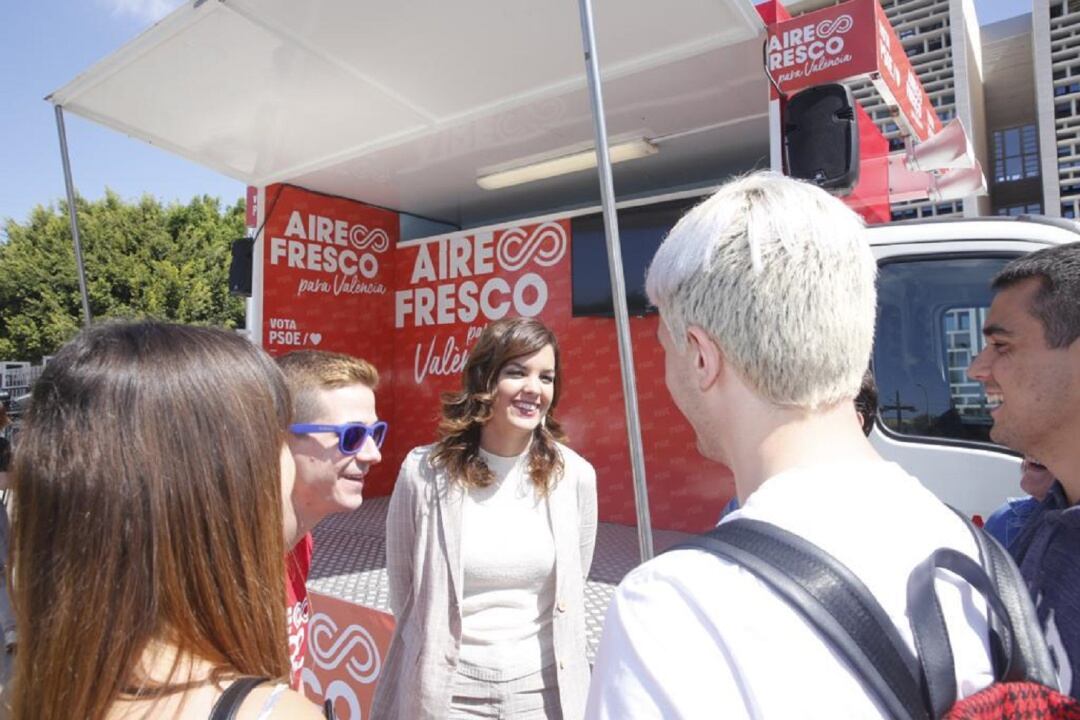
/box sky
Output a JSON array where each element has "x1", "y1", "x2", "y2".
[
  {"x1": 0, "y1": 0, "x2": 242, "y2": 231},
  {"x1": 0, "y1": 0, "x2": 1033, "y2": 231}
]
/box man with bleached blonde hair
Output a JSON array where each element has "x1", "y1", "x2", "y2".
[{"x1": 585, "y1": 173, "x2": 994, "y2": 719}]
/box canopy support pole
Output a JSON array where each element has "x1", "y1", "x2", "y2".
[
  {"x1": 54, "y1": 105, "x2": 92, "y2": 327},
  {"x1": 576, "y1": 0, "x2": 654, "y2": 562}
]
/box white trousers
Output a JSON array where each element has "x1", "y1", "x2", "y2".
[{"x1": 447, "y1": 664, "x2": 562, "y2": 720}]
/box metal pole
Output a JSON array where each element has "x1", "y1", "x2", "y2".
[
  {"x1": 576, "y1": 0, "x2": 654, "y2": 562},
  {"x1": 54, "y1": 105, "x2": 92, "y2": 326}
]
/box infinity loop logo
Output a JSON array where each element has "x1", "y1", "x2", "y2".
[
  {"x1": 815, "y1": 14, "x2": 853, "y2": 38},
  {"x1": 349, "y1": 225, "x2": 391, "y2": 253},
  {"x1": 308, "y1": 612, "x2": 382, "y2": 684},
  {"x1": 496, "y1": 222, "x2": 567, "y2": 272}
]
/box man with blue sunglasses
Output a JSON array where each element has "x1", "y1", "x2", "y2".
[{"x1": 277, "y1": 350, "x2": 387, "y2": 688}]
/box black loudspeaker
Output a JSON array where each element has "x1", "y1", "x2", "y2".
[
  {"x1": 784, "y1": 84, "x2": 860, "y2": 194},
  {"x1": 229, "y1": 237, "x2": 254, "y2": 297}
]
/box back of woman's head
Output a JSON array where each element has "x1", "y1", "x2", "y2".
[{"x1": 9, "y1": 320, "x2": 292, "y2": 720}]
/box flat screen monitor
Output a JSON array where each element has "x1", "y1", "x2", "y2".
[{"x1": 570, "y1": 197, "x2": 701, "y2": 317}]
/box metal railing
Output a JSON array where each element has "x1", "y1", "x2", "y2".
[{"x1": 1, "y1": 365, "x2": 45, "y2": 403}]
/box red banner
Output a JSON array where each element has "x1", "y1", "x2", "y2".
[
  {"x1": 869, "y1": 0, "x2": 942, "y2": 142},
  {"x1": 298, "y1": 592, "x2": 395, "y2": 720},
  {"x1": 844, "y1": 102, "x2": 891, "y2": 223},
  {"x1": 765, "y1": 0, "x2": 876, "y2": 95},
  {"x1": 765, "y1": 0, "x2": 942, "y2": 143},
  {"x1": 260, "y1": 185, "x2": 397, "y2": 372}
]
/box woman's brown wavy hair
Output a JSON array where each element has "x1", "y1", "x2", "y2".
[
  {"x1": 431, "y1": 317, "x2": 566, "y2": 494},
  {"x1": 7, "y1": 321, "x2": 292, "y2": 720}
]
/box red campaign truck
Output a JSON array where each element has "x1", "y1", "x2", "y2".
[{"x1": 48, "y1": 0, "x2": 1080, "y2": 714}]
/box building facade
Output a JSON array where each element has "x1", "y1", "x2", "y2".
[
  {"x1": 984, "y1": 14, "x2": 1041, "y2": 216},
  {"x1": 1033, "y1": 0, "x2": 1080, "y2": 218}
]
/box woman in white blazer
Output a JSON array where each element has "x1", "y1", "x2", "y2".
[{"x1": 372, "y1": 317, "x2": 598, "y2": 720}]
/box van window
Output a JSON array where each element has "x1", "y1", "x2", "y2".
[
  {"x1": 571, "y1": 198, "x2": 700, "y2": 317},
  {"x1": 873, "y1": 255, "x2": 1018, "y2": 445}
]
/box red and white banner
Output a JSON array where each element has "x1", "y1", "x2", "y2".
[
  {"x1": 765, "y1": 0, "x2": 875, "y2": 95},
  {"x1": 298, "y1": 592, "x2": 395, "y2": 720},
  {"x1": 393, "y1": 220, "x2": 570, "y2": 381},
  {"x1": 765, "y1": 0, "x2": 941, "y2": 142},
  {"x1": 260, "y1": 184, "x2": 397, "y2": 372},
  {"x1": 868, "y1": 0, "x2": 941, "y2": 142}
]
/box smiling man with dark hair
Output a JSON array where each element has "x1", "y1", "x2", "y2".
[{"x1": 967, "y1": 240, "x2": 1080, "y2": 696}]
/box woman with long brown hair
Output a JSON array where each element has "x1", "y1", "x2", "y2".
[
  {"x1": 373, "y1": 317, "x2": 598, "y2": 720},
  {"x1": 4, "y1": 321, "x2": 323, "y2": 720}
]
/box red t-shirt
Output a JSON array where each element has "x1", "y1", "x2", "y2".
[{"x1": 285, "y1": 532, "x2": 313, "y2": 688}]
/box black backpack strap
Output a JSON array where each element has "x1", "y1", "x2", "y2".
[
  {"x1": 670, "y1": 519, "x2": 927, "y2": 720},
  {"x1": 209, "y1": 676, "x2": 269, "y2": 720},
  {"x1": 902, "y1": 510, "x2": 1060, "y2": 717},
  {"x1": 905, "y1": 548, "x2": 1015, "y2": 716},
  {"x1": 946, "y1": 509, "x2": 1058, "y2": 689}
]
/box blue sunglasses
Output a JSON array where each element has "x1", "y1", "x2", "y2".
[{"x1": 289, "y1": 421, "x2": 388, "y2": 454}]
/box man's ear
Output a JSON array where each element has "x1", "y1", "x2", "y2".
[{"x1": 685, "y1": 326, "x2": 723, "y2": 391}]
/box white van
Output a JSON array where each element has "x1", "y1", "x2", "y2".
[{"x1": 866, "y1": 215, "x2": 1080, "y2": 516}]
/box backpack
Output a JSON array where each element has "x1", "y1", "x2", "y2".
[{"x1": 671, "y1": 515, "x2": 1080, "y2": 719}]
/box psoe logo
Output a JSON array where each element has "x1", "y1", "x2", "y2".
[
  {"x1": 767, "y1": 13, "x2": 854, "y2": 80},
  {"x1": 269, "y1": 210, "x2": 390, "y2": 279}
]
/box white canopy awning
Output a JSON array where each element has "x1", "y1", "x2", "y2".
[{"x1": 50, "y1": 0, "x2": 767, "y2": 227}]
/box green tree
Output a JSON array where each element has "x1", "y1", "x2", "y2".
[{"x1": 0, "y1": 191, "x2": 246, "y2": 361}]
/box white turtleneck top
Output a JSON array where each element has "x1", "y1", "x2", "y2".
[{"x1": 458, "y1": 447, "x2": 557, "y2": 680}]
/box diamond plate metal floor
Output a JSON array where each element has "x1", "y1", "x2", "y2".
[{"x1": 309, "y1": 496, "x2": 691, "y2": 664}]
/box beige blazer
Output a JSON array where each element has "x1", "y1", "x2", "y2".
[{"x1": 370, "y1": 442, "x2": 598, "y2": 720}]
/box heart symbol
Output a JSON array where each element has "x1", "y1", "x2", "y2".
[{"x1": 310, "y1": 333, "x2": 322, "y2": 346}]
